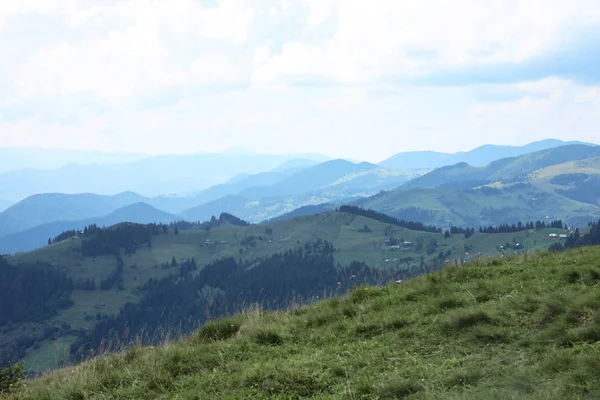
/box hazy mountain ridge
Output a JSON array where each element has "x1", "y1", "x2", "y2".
[
  {"x1": 0, "y1": 152, "x2": 331, "y2": 202},
  {"x1": 2, "y1": 141, "x2": 599, "y2": 255},
  {"x1": 0, "y1": 202, "x2": 178, "y2": 254},
  {"x1": 0, "y1": 192, "x2": 149, "y2": 237},
  {"x1": 379, "y1": 139, "x2": 596, "y2": 170},
  {"x1": 403, "y1": 144, "x2": 600, "y2": 189}
]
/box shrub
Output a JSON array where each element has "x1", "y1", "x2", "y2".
[
  {"x1": 254, "y1": 329, "x2": 284, "y2": 346},
  {"x1": 0, "y1": 362, "x2": 25, "y2": 393},
  {"x1": 195, "y1": 316, "x2": 243, "y2": 342}
]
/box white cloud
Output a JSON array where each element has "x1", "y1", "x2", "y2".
[
  {"x1": 252, "y1": 0, "x2": 600, "y2": 85},
  {"x1": 1, "y1": 0, "x2": 600, "y2": 163}
]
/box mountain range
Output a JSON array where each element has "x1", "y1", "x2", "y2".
[
  {"x1": 356, "y1": 147, "x2": 600, "y2": 228},
  {"x1": 0, "y1": 153, "x2": 330, "y2": 202},
  {"x1": 1, "y1": 140, "x2": 600, "y2": 255},
  {"x1": 0, "y1": 203, "x2": 178, "y2": 254},
  {"x1": 379, "y1": 139, "x2": 594, "y2": 169}
]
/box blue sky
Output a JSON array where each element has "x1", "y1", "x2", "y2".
[{"x1": 0, "y1": 0, "x2": 599, "y2": 163}]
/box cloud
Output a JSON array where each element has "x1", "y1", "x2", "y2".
[{"x1": 0, "y1": 0, "x2": 600, "y2": 163}]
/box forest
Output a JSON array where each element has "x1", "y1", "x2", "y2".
[{"x1": 0, "y1": 256, "x2": 74, "y2": 365}]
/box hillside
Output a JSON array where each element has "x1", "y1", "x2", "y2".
[
  {"x1": 356, "y1": 150, "x2": 600, "y2": 228},
  {"x1": 379, "y1": 139, "x2": 595, "y2": 170},
  {"x1": 403, "y1": 144, "x2": 600, "y2": 189},
  {"x1": 0, "y1": 192, "x2": 148, "y2": 237},
  {"x1": 0, "y1": 203, "x2": 178, "y2": 254},
  {"x1": 1, "y1": 211, "x2": 574, "y2": 372},
  {"x1": 355, "y1": 184, "x2": 600, "y2": 228},
  {"x1": 0, "y1": 199, "x2": 11, "y2": 213},
  {"x1": 5, "y1": 246, "x2": 600, "y2": 399}
]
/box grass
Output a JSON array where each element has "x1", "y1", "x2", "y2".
[{"x1": 4, "y1": 245, "x2": 600, "y2": 399}]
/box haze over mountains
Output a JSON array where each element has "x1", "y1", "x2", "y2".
[
  {"x1": 0, "y1": 151, "x2": 330, "y2": 202},
  {"x1": 1, "y1": 139, "x2": 599, "y2": 255},
  {"x1": 379, "y1": 139, "x2": 594, "y2": 169}
]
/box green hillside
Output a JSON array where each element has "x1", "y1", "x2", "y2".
[
  {"x1": 1, "y1": 212, "x2": 573, "y2": 373},
  {"x1": 404, "y1": 144, "x2": 600, "y2": 189},
  {"x1": 356, "y1": 154, "x2": 600, "y2": 228},
  {"x1": 4, "y1": 246, "x2": 600, "y2": 399},
  {"x1": 355, "y1": 184, "x2": 600, "y2": 228}
]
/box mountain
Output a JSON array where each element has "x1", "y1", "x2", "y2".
[
  {"x1": 379, "y1": 139, "x2": 596, "y2": 169},
  {"x1": 355, "y1": 152, "x2": 600, "y2": 229},
  {"x1": 176, "y1": 160, "x2": 424, "y2": 222},
  {"x1": 0, "y1": 192, "x2": 148, "y2": 237},
  {"x1": 270, "y1": 158, "x2": 322, "y2": 172},
  {"x1": 0, "y1": 202, "x2": 178, "y2": 254},
  {"x1": 0, "y1": 159, "x2": 412, "y2": 240},
  {"x1": 7, "y1": 241, "x2": 600, "y2": 398},
  {"x1": 238, "y1": 160, "x2": 380, "y2": 199},
  {"x1": 0, "y1": 199, "x2": 11, "y2": 212},
  {"x1": 0, "y1": 147, "x2": 149, "y2": 174},
  {"x1": 153, "y1": 167, "x2": 315, "y2": 214},
  {"x1": 0, "y1": 152, "x2": 331, "y2": 202},
  {"x1": 403, "y1": 144, "x2": 600, "y2": 189},
  {"x1": 178, "y1": 195, "x2": 252, "y2": 222}
]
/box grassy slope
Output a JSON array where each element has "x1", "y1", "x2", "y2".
[
  {"x1": 4, "y1": 212, "x2": 573, "y2": 372},
  {"x1": 5, "y1": 246, "x2": 600, "y2": 399}
]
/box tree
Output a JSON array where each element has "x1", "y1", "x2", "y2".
[
  {"x1": 171, "y1": 256, "x2": 177, "y2": 267},
  {"x1": 174, "y1": 227, "x2": 179, "y2": 235},
  {"x1": 0, "y1": 361, "x2": 25, "y2": 393}
]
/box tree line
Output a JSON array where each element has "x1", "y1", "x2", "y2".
[
  {"x1": 478, "y1": 220, "x2": 564, "y2": 234},
  {"x1": 549, "y1": 220, "x2": 600, "y2": 252},
  {"x1": 338, "y1": 205, "x2": 442, "y2": 233}
]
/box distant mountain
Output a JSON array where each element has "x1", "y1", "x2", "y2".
[
  {"x1": 379, "y1": 139, "x2": 595, "y2": 170},
  {"x1": 239, "y1": 160, "x2": 380, "y2": 199},
  {"x1": 403, "y1": 144, "x2": 600, "y2": 189},
  {"x1": 271, "y1": 158, "x2": 322, "y2": 172},
  {"x1": 148, "y1": 167, "x2": 310, "y2": 214},
  {"x1": 0, "y1": 199, "x2": 11, "y2": 212},
  {"x1": 0, "y1": 147, "x2": 150, "y2": 174},
  {"x1": 0, "y1": 152, "x2": 331, "y2": 202},
  {"x1": 355, "y1": 151, "x2": 600, "y2": 229},
  {"x1": 175, "y1": 160, "x2": 425, "y2": 223},
  {"x1": 263, "y1": 203, "x2": 336, "y2": 223},
  {"x1": 0, "y1": 202, "x2": 178, "y2": 254},
  {"x1": 0, "y1": 192, "x2": 148, "y2": 237},
  {"x1": 178, "y1": 195, "x2": 251, "y2": 222}
]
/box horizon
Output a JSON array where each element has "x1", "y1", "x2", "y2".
[
  {"x1": 0, "y1": 1, "x2": 599, "y2": 161},
  {"x1": 0, "y1": 137, "x2": 597, "y2": 165}
]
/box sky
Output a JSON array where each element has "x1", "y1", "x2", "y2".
[{"x1": 0, "y1": 0, "x2": 599, "y2": 163}]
